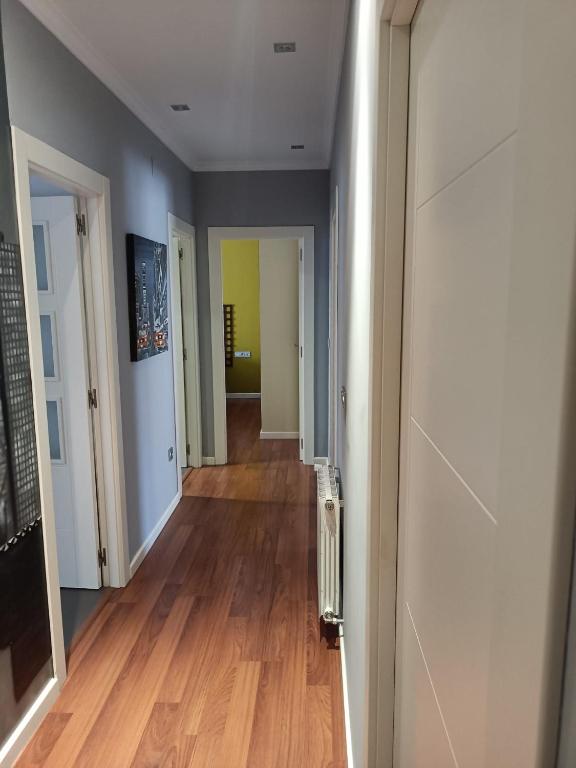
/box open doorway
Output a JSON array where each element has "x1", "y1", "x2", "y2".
[
  {"x1": 168, "y1": 214, "x2": 202, "y2": 492},
  {"x1": 12, "y1": 128, "x2": 129, "y2": 698},
  {"x1": 221, "y1": 239, "x2": 300, "y2": 462},
  {"x1": 208, "y1": 226, "x2": 315, "y2": 466}
]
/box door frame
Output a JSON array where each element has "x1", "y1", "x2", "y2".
[
  {"x1": 208, "y1": 226, "x2": 315, "y2": 465},
  {"x1": 8, "y1": 127, "x2": 129, "y2": 730},
  {"x1": 168, "y1": 214, "x2": 202, "y2": 490},
  {"x1": 328, "y1": 186, "x2": 339, "y2": 466},
  {"x1": 366, "y1": 6, "x2": 413, "y2": 768}
]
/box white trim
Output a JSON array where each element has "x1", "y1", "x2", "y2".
[
  {"x1": 0, "y1": 678, "x2": 60, "y2": 768},
  {"x1": 208, "y1": 226, "x2": 315, "y2": 465},
  {"x1": 329, "y1": 185, "x2": 340, "y2": 465},
  {"x1": 314, "y1": 456, "x2": 330, "y2": 466},
  {"x1": 339, "y1": 632, "x2": 354, "y2": 768},
  {"x1": 226, "y1": 392, "x2": 261, "y2": 399},
  {"x1": 17, "y1": 0, "x2": 195, "y2": 170},
  {"x1": 202, "y1": 456, "x2": 216, "y2": 466},
  {"x1": 260, "y1": 431, "x2": 299, "y2": 440},
  {"x1": 11, "y1": 127, "x2": 130, "y2": 698},
  {"x1": 168, "y1": 215, "x2": 202, "y2": 480},
  {"x1": 129, "y1": 489, "x2": 181, "y2": 578}
]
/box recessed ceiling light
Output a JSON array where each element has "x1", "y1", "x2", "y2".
[
  {"x1": 291, "y1": 144, "x2": 305, "y2": 150},
  {"x1": 170, "y1": 104, "x2": 190, "y2": 112},
  {"x1": 274, "y1": 42, "x2": 296, "y2": 53}
]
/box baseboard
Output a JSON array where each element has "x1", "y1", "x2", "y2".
[
  {"x1": 129, "y1": 489, "x2": 181, "y2": 578},
  {"x1": 260, "y1": 431, "x2": 299, "y2": 440},
  {"x1": 202, "y1": 456, "x2": 216, "y2": 466},
  {"x1": 339, "y1": 631, "x2": 354, "y2": 768},
  {"x1": 0, "y1": 677, "x2": 59, "y2": 768},
  {"x1": 314, "y1": 456, "x2": 330, "y2": 466},
  {"x1": 226, "y1": 392, "x2": 261, "y2": 399}
]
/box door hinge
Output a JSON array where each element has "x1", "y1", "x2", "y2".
[
  {"x1": 186, "y1": 443, "x2": 191, "y2": 456},
  {"x1": 88, "y1": 388, "x2": 98, "y2": 409},
  {"x1": 183, "y1": 347, "x2": 188, "y2": 361},
  {"x1": 98, "y1": 547, "x2": 107, "y2": 568},
  {"x1": 76, "y1": 213, "x2": 86, "y2": 236},
  {"x1": 300, "y1": 248, "x2": 303, "y2": 261},
  {"x1": 301, "y1": 438, "x2": 304, "y2": 449},
  {"x1": 178, "y1": 247, "x2": 184, "y2": 260},
  {"x1": 300, "y1": 346, "x2": 303, "y2": 358}
]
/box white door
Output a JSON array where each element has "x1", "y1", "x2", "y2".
[
  {"x1": 32, "y1": 196, "x2": 101, "y2": 589},
  {"x1": 171, "y1": 235, "x2": 187, "y2": 469},
  {"x1": 259, "y1": 239, "x2": 300, "y2": 439},
  {"x1": 395, "y1": 1, "x2": 576, "y2": 766}
]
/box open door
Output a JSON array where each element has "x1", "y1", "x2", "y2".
[{"x1": 32, "y1": 196, "x2": 101, "y2": 589}]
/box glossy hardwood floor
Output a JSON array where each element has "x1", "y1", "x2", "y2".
[{"x1": 17, "y1": 399, "x2": 346, "y2": 767}]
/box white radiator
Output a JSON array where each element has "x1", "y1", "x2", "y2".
[{"x1": 316, "y1": 465, "x2": 342, "y2": 625}]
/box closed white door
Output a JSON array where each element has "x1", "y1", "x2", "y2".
[
  {"x1": 395, "y1": 1, "x2": 576, "y2": 766},
  {"x1": 259, "y1": 239, "x2": 299, "y2": 438},
  {"x1": 32, "y1": 196, "x2": 101, "y2": 589}
]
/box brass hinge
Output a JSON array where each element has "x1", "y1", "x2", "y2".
[
  {"x1": 76, "y1": 213, "x2": 86, "y2": 236},
  {"x1": 88, "y1": 388, "x2": 98, "y2": 409},
  {"x1": 98, "y1": 547, "x2": 107, "y2": 568}
]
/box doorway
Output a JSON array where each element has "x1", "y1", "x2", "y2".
[
  {"x1": 11, "y1": 128, "x2": 129, "y2": 707},
  {"x1": 208, "y1": 226, "x2": 315, "y2": 466},
  {"x1": 220, "y1": 238, "x2": 300, "y2": 462},
  {"x1": 168, "y1": 214, "x2": 201, "y2": 494}
]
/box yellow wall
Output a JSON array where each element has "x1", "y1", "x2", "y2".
[{"x1": 221, "y1": 240, "x2": 260, "y2": 393}]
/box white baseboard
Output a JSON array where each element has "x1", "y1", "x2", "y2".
[
  {"x1": 260, "y1": 431, "x2": 299, "y2": 440},
  {"x1": 0, "y1": 677, "x2": 59, "y2": 768},
  {"x1": 226, "y1": 392, "x2": 261, "y2": 399},
  {"x1": 129, "y1": 489, "x2": 181, "y2": 578},
  {"x1": 339, "y1": 631, "x2": 354, "y2": 768},
  {"x1": 202, "y1": 456, "x2": 216, "y2": 466},
  {"x1": 314, "y1": 456, "x2": 330, "y2": 466}
]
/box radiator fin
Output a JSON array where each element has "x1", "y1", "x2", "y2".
[{"x1": 316, "y1": 465, "x2": 342, "y2": 624}]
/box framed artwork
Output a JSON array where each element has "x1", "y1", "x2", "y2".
[{"x1": 127, "y1": 234, "x2": 169, "y2": 362}]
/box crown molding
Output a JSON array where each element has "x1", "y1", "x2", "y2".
[
  {"x1": 18, "y1": 0, "x2": 197, "y2": 170},
  {"x1": 194, "y1": 158, "x2": 329, "y2": 173}
]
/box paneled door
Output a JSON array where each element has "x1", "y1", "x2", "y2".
[
  {"x1": 395, "y1": 0, "x2": 576, "y2": 766},
  {"x1": 32, "y1": 196, "x2": 101, "y2": 589}
]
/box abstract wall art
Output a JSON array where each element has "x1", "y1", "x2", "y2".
[{"x1": 127, "y1": 234, "x2": 169, "y2": 362}]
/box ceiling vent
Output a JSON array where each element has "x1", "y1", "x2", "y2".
[
  {"x1": 291, "y1": 144, "x2": 305, "y2": 150},
  {"x1": 274, "y1": 42, "x2": 296, "y2": 53},
  {"x1": 170, "y1": 104, "x2": 190, "y2": 112}
]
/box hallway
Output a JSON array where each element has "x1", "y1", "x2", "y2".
[{"x1": 17, "y1": 400, "x2": 346, "y2": 767}]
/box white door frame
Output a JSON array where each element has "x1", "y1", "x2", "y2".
[
  {"x1": 3, "y1": 127, "x2": 129, "y2": 765},
  {"x1": 329, "y1": 186, "x2": 339, "y2": 466},
  {"x1": 208, "y1": 226, "x2": 315, "y2": 465},
  {"x1": 168, "y1": 214, "x2": 202, "y2": 490}
]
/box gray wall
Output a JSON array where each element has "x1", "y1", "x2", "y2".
[
  {"x1": 194, "y1": 170, "x2": 330, "y2": 457},
  {"x1": 2, "y1": 0, "x2": 195, "y2": 560}
]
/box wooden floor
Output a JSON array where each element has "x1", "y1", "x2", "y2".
[{"x1": 17, "y1": 399, "x2": 346, "y2": 767}]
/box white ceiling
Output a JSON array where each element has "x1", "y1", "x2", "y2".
[{"x1": 20, "y1": 0, "x2": 349, "y2": 171}]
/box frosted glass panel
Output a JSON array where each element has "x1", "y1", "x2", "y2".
[
  {"x1": 46, "y1": 400, "x2": 62, "y2": 461},
  {"x1": 39, "y1": 315, "x2": 55, "y2": 378},
  {"x1": 33, "y1": 224, "x2": 49, "y2": 291}
]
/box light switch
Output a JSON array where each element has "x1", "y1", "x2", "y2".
[{"x1": 234, "y1": 351, "x2": 251, "y2": 358}]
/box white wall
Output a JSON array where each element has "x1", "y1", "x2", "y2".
[{"x1": 259, "y1": 239, "x2": 299, "y2": 436}]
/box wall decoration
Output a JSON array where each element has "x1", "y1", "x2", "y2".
[{"x1": 127, "y1": 234, "x2": 169, "y2": 362}]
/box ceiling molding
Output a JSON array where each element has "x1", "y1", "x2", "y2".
[
  {"x1": 194, "y1": 158, "x2": 329, "y2": 173},
  {"x1": 18, "y1": 0, "x2": 197, "y2": 170}
]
